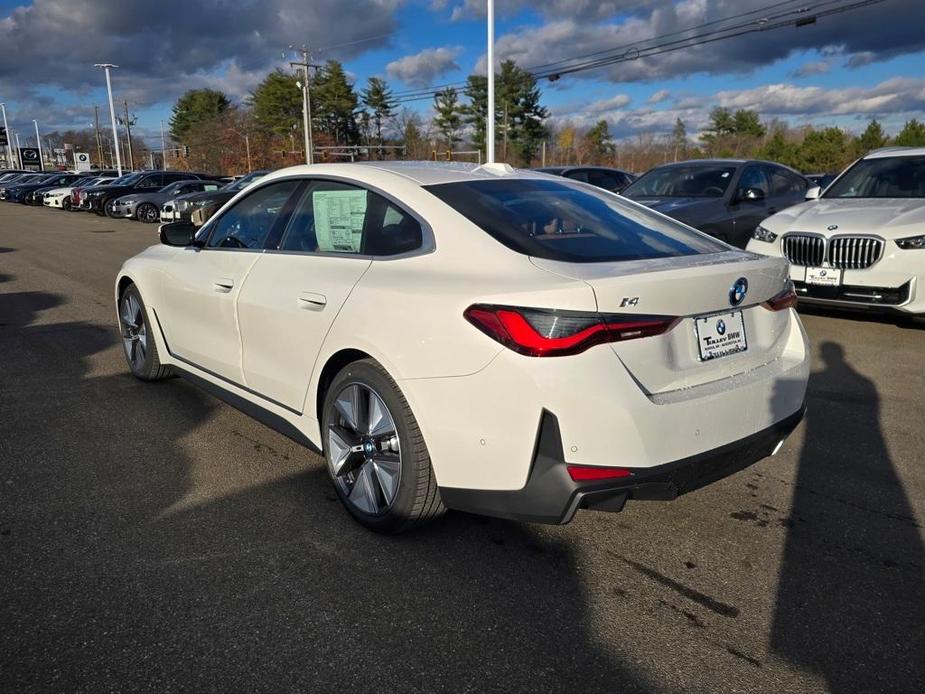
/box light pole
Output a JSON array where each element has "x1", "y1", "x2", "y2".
[
  {"x1": 95, "y1": 63, "x2": 123, "y2": 176},
  {"x1": 0, "y1": 103, "x2": 13, "y2": 169},
  {"x1": 160, "y1": 119, "x2": 167, "y2": 170},
  {"x1": 33, "y1": 119, "x2": 44, "y2": 171},
  {"x1": 486, "y1": 0, "x2": 495, "y2": 164}
]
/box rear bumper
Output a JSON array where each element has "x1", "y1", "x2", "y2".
[{"x1": 441, "y1": 405, "x2": 805, "y2": 524}]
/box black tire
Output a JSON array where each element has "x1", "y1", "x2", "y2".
[
  {"x1": 321, "y1": 359, "x2": 444, "y2": 534},
  {"x1": 103, "y1": 198, "x2": 119, "y2": 218},
  {"x1": 62, "y1": 197, "x2": 71, "y2": 211},
  {"x1": 118, "y1": 284, "x2": 172, "y2": 381},
  {"x1": 136, "y1": 202, "x2": 159, "y2": 223}
]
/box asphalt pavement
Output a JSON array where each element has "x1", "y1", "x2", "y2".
[{"x1": 1, "y1": 203, "x2": 922, "y2": 693}]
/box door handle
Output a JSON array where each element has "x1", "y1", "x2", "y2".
[
  {"x1": 299, "y1": 292, "x2": 327, "y2": 309},
  {"x1": 213, "y1": 278, "x2": 234, "y2": 292}
]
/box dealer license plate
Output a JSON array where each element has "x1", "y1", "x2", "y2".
[
  {"x1": 805, "y1": 267, "x2": 841, "y2": 286},
  {"x1": 695, "y1": 311, "x2": 748, "y2": 361}
]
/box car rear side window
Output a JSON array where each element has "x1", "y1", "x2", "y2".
[
  {"x1": 207, "y1": 180, "x2": 299, "y2": 250},
  {"x1": 278, "y1": 180, "x2": 423, "y2": 256},
  {"x1": 426, "y1": 178, "x2": 725, "y2": 263}
]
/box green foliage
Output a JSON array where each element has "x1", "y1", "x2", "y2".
[
  {"x1": 462, "y1": 60, "x2": 547, "y2": 165},
  {"x1": 702, "y1": 107, "x2": 765, "y2": 156},
  {"x1": 313, "y1": 60, "x2": 360, "y2": 145},
  {"x1": 361, "y1": 76, "x2": 396, "y2": 151},
  {"x1": 584, "y1": 120, "x2": 614, "y2": 160},
  {"x1": 433, "y1": 87, "x2": 463, "y2": 148},
  {"x1": 893, "y1": 118, "x2": 925, "y2": 146},
  {"x1": 672, "y1": 118, "x2": 687, "y2": 160},
  {"x1": 169, "y1": 89, "x2": 230, "y2": 142},
  {"x1": 799, "y1": 127, "x2": 851, "y2": 172},
  {"x1": 756, "y1": 130, "x2": 801, "y2": 169},
  {"x1": 855, "y1": 119, "x2": 888, "y2": 156},
  {"x1": 249, "y1": 69, "x2": 302, "y2": 136}
]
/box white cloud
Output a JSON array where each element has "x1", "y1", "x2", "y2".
[
  {"x1": 647, "y1": 89, "x2": 670, "y2": 104},
  {"x1": 386, "y1": 46, "x2": 461, "y2": 88},
  {"x1": 790, "y1": 61, "x2": 830, "y2": 79}
]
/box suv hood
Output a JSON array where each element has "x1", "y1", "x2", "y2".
[
  {"x1": 174, "y1": 189, "x2": 233, "y2": 204},
  {"x1": 763, "y1": 197, "x2": 925, "y2": 239}
]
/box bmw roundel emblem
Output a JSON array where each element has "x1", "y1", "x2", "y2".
[
  {"x1": 716, "y1": 319, "x2": 727, "y2": 335},
  {"x1": 729, "y1": 277, "x2": 748, "y2": 306},
  {"x1": 827, "y1": 224, "x2": 839, "y2": 231}
]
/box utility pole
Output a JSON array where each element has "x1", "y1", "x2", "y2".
[
  {"x1": 502, "y1": 101, "x2": 508, "y2": 162},
  {"x1": 122, "y1": 100, "x2": 135, "y2": 170},
  {"x1": 541, "y1": 140, "x2": 546, "y2": 167},
  {"x1": 0, "y1": 103, "x2": 13, "y2": 169},
  {"x1": 290, "y1": 46, "x2": 317, "y2": 165},
  {"x1": 160, "y1": 119, "x2": 167, "y2": 170},
  {"x1": 93, "y1": 106, "x2": 104, "y2": 169},
  {"x1": 33, "y1": 120, "x2": 44, "y2": 171},
  {"x1": 244, "y1": 133, "x2": 252, "y2": 172},
  {"x1": 486, "y1": 0, "x2": 495, "y2": 164},
  {"x1": 94, "y1": 64, "x2": 122, "y2": 176}
]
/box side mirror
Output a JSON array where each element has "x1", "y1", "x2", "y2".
[
  {"x1": 804, "y1": 186, "x2": 821, "y2": 200},
  {"x1": 741, "y1": 187, "x2": 765, "y2": 202},
  {"x1": 159, "y1": 221, "x2": 200, "y2": 247}
]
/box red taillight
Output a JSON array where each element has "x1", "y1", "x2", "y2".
[
  {"x1": 567, "y1": 464, "x2": 633, "y2": 481},
  {"x1": 464, "y1": 304, "x2": 677, "y2": 357},
  {"x1": 762, "y1": 285, "x2": 798, "y2": 311}
]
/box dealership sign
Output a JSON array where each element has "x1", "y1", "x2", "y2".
[
  {"x1": 19, "y1": 147, "x2": 41, "y2": 169},
  {"x1": 74, "y1": 151, "x2": 92, "y2": 172}
]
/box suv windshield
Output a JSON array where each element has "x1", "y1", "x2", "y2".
[
  {"x1": 623, "y1": 164, "x2": 737, "y2": 198},
  {"x1": 824, "y1": 156, "x2": 925, "y2": 198},
  {"x1": 426, "y1": 178, "x2": 725, "y2": 263}
]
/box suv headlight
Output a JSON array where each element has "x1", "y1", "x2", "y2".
[
  {"x1": 176, "y1": 200, "x2": 190, "y2": 211},
  {"x1": 896, "y1": 234, "x2": 925, "y2": 250},
  {"x1": 753, "y1": 225, "x2": 778, "y2": 243}
]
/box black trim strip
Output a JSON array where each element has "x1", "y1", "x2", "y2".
[{"x1": 171, "y1": 363, "x2": 321, "y2": 455}]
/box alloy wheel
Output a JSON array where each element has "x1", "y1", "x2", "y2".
[
  {"x1": 327, "y1": 383, "x2": 402, "y2": 516},
  {"x1": 119, "y1": 292, "x2": 148, "y2": 372},
  {"x1": 138, "y1": 203, "x2": 159, "y2": 223}
]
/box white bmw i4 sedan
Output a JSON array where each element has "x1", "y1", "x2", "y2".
[
  {"x1": 747, "y1": 147, "x2": 925, "y2": 320},
  {"x1": 116, "y1": 162, "x2": 809, "y2": 533}
]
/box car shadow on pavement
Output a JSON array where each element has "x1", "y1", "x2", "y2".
[
  {"x1": 0, "y1": 290, "x2": 653, "y2": 693},
  {"x1": 770, "y1": 342, "x2": 925, "y2": 692}
]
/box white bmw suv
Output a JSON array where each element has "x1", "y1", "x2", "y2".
[
  {"x1": 747, "y1": 147, "x2": 925, "y2": 319},
  {"x1": 116, "y1": 162, "x2": 809, "y2": 533}
]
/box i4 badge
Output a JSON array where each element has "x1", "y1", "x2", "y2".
[{"x1": 729, "y1": 277, "x2": 748, "y2": 306}]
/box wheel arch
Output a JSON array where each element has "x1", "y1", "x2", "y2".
[{"x1": 314, "y1": 348, "x2": 373, "y2": 422}]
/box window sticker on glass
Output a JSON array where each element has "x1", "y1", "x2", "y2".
[{"x1": 313, "y1": 190, "x2": 367, "y2": 252}]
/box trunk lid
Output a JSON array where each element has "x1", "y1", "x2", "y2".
[{"x1": 530, "y1": 251, "x2": 793, "y2": 394}]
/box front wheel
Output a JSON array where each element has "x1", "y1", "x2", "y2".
[
  {"x1": 118, "y1": 284, "x2": 172, "y2": 381},
  {"x1": 104, "y1": 198, "x2": 118, "y2": 217},
  {"x1": 62, "y1": 197, "x2": 71, "y2": 211},
  {"x1": 322, "y1": 359, "x2": 444, "y2": 533},
  {"x1": 136, "y1": 202, "x2": 159, "y2": 223}
]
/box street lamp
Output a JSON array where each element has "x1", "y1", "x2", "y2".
[
  {"x1": 486, "y1": 0, "x2": 496, "y2": 164},
  {"x1": 33, "y1": 119, "x2": 44, "y2": 171},
  {"x1": 94, "y1": 63, "x2": 123, "y2": 176},
  {"x1": 0, "y1": 102, "x2": 14, "y2": 169}
]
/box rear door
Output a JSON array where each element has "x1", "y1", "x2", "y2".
[{"x1": 236, "y1": 179, "x2": 425, "y2": 412}]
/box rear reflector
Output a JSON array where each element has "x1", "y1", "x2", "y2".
[
  {"x1": 762, "y1": 284, "x2": 798, "y2": 311},
  {"x1": 464, "y1": 304, "x2": 677, "y2": 357},
  {"x1": 567, "y1": 464, "x2": 633, "y2": 482}
]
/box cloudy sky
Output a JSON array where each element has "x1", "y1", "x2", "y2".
[{"x1": 1, "y1": 0, "x2": 924, "y2": 150}]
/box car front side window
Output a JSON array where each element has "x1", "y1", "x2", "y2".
[{"x1": 206, "y1": 180, "x2": 300, "y2": 250}]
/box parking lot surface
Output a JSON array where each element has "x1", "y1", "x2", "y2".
[{"x1": 1, "y1": 204, "x2": 923, "y2": 693}]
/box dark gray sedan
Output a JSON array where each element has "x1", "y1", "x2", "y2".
[
  {"x1": 111, "y1": 179, "x2": 223, "y2": 222},
  {"x1": 621, "y1": 159, "x2": 811, "y2": 248}
]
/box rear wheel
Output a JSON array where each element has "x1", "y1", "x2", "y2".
[
  {"x1": 62, "y1": 197, "x2": 71, "y2": 211},
  {"x1": 118, "y1": 284, "x2": 171, "y2": 381},
  {"x1": 322, "y1": 359, "x2": 444, "y2": 533},
  {"x1": 136, "y1": 202, "x2": 159, "y2": 223}
]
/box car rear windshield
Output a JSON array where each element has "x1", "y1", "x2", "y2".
[
  {"x1": 824, "y1": 156, "x2": 925, "y2": 198},
  {"x1": 426, "y1": 178, "x2": 725, "y2": 263},
  {"x1": 623, "y1": 164, "x2": 736, "y2": 198}
]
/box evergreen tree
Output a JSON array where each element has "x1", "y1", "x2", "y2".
[
  {"x1": 313, "y1": 60, "x2": 360, "y2": 145},
  {"x1": 433, "y1": 87, "x2": 463, "y2": 149},
  {"x1": 463, "y1": 75, "x2": 488, "y2": 152},
  {"x1": 855, "y1": 118, "x2": 888, "y2": 155},
  {"x1": 756, "y1": 130, "x2": 800, "y2": 169},
  {"x1": 894, "y1": 118, "x2": 925, "y2": 146},
  {"x1": 583, "y1": 120, "x2": 614, "y2": 162},
  {"x1": 249, "y1": 69, "x2": 302, "y2": 136},
  {"x1": 800, "y1": 127, "x2": 851, "y2": 172},
  {"x1": 169, "y1": 89, "x2": 230, "y2": 142},
  {"x1": 361, "y1": 77, "x2": 396, "y2": 157}
]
